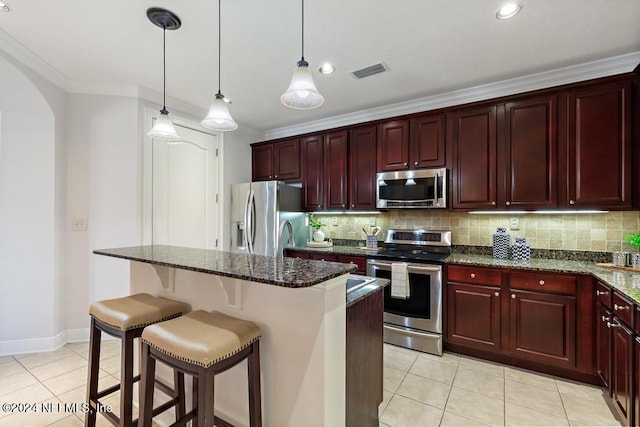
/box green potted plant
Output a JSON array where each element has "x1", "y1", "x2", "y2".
[
  {"x1": 624, "y1": 233, "x2": 640, "y2": 268},
  {"x1": 308, "y1": 214, "x2": 324, "y2": 242}
]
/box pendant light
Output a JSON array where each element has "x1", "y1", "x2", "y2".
[
  {"x1": 147, "y1": 7, "x2": 182, "y2": 142},
  {"x1": 281, "y1": 0, "x2": 324, "y2": 109},
  {"x1": 201, "y1": 0, "x2": 238, "y2": 131}
]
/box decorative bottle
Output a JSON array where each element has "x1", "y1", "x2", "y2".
[
  {"x1": 492, "y1": 227, "x2": 510, "y2": 259},
  {"x1": 512, "y1": 237, "x2": 531, "y2": 261}
]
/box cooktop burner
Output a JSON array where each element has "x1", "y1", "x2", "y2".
[{"x1": 369, "y1": 229, "x2": 452, "y2": 263}]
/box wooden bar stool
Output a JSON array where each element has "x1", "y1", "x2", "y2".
[
  {"x1": 138, "y1": 310, "x2": 262, "y2": 427},
  {"x1": 86, "y1": 293, "x2": 190, "y2": 427}
]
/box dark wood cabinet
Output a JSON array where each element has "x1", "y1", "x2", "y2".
[
  {"x1": 301, "y1": 132, "x2": 348, "y2": 211},
  {"x1": 251, "y1": 139, "x2": 300, "y2": 182},
  {"x1": 284, "y1": 249, "x2": 310, "y2": 259},
  {"x1": 377, "y1": 120, "x2": 410, "y2": 171},
  {"x1": 323, "y1": 131, "x2": 349, "y2": 210},
  {"x1": 346, "y1": 288, "x2": 383, "y2": 427},
  {"x1": 449, "y1": 105, "x2": 498, "y2": 209},
  {"x1": 565, "y1": 80, "x2": 632, "y2": 209},
  {"x1": 410, "y1": 114, "x2": 446, "y2": 168},
  {"x1": 508, "y1": 289, "x2": 576, "y2": 369},
  {"x1": 597, "y1": 304, "x2": 613, "y2": 391},
  {"x1": 301, "y1": 135, "x2": 324, "y2": 211},
  {"x1": 338, "y1": 255, "x2": 367, "y2": 275},
  {"x1": 635, "y1": 335, "x2": 640, "y2": 427},
  {"x1": 348, "y1": 126, "x2": 377, "y2": 210},
  {"x1": 308, "y1": 252, "x2": 337, "y2": 262},
  {"x1": 502, "y1": 95, "x2": 558, "y2": 209},
  {"x1": 447, "y1": 282, "x2": 502, "y2": 352},
  {"x1": 612, "y1": 319, "x2": 634, "y2": 425}
]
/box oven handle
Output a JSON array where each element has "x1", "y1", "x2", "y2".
[
  {"x1": 367, "y1": 259, "x2": 441, "y2": 273},
  {"x1": 383, "y1": 324, "x2": 441, "y2": 338}
]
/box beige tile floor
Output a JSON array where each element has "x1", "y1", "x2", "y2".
[
  {"x1": 380, "y1": 343, "x2": 623, "y2": 427},
  {"x1": 0, "y1": 341, "x2": 623, "y2": 426}
]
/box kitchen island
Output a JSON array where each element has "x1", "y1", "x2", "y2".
[{"x1": 93, "y1": 245, "x2": 384, "y2": 427}]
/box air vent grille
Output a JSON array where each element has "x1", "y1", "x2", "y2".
[{"x1": 351, "y1": 62, "x2": 388, "y2": 79}]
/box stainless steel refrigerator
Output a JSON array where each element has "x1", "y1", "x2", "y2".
[{"x1": 230, "y1": 181, "x2": 307, "y2": 256}]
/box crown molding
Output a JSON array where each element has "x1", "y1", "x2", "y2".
[{"x1": 265, "y1": 52, "x2": 640, "y2": 140}]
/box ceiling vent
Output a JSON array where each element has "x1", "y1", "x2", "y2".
[{"x1": 351, "y1": 62, "x2": 389, "y2": 79}]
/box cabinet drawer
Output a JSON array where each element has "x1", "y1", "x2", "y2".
[
  {"x1": 596, "y1": 281, "x2": 612, "y2": 309},
  {"x1": 612, "y1": 292, "x2": 634, "y2": 327},
  {"x1": 285, "y1": 249, "x2": 310, "y2": 259},
  {"x1": 448, "y1": 265, "x2": 501, "y2": 286},
  {"x1": 337, "y1": 255, "x2": 366, "y2": 275},
  {"x1": 509, "y1": 271, "x2": 576, "y2": 295},
  {"x1": 309, "y1": 252, "x2": 338, "y2": 262}
]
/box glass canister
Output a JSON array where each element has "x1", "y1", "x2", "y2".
[
  {"x1": 492, "y1": 227, "x2": 510, "y2": 259},
  {"x1": 512, "y1": 237, "x2": 531, "y2": 261}
]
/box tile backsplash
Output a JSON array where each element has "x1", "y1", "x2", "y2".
[{"x1": 314, "y1": 211, "x2": 640, "y2": 253}]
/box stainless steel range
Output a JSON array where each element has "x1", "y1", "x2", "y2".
[{"x1": 366, "y1": 229, "x2": 451, "y2": 356}]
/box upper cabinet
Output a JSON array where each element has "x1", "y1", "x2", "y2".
[
  {"x1": 377, "y1": 115, "x2": 446, "y2": 172},
  {"x1": 450, "y1": 94, "x2": 558, "y2": 210},
  {"x1": 563, "y1": 80, "x2": 632, "y2": 209},
  {"x1": 349, "y1": 125, "x2": 377, "y2": 210},
  {"x1": 251, "y1": 139, "x2": 301, "y2": 182},
  {"x1": 301, "y1": 131, "x2": 348, "y2": 211}
]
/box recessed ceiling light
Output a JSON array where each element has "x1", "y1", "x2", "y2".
[
  {"x1": 0, "y1": 2, "x2": 10, "y2": 12},
  {"x1": 496, "y1": 2, "x2": 522, "y2": 19},
  {"x1": 319, "y1": 63, "x2": 335, "y2": 75}
]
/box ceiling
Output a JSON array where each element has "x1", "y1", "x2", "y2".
[{"x1": 0, "y1": 0, "x2": 639, "y2": 133}]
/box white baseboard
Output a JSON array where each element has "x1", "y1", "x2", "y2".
[{"x1": 0, "y1": 328, "x2": 95, "y2": 356}]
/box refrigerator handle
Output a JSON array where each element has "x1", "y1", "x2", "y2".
[{"x1": 246, "y1": 190, "x2": 255, "y2": 254}]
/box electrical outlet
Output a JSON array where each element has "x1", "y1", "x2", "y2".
[
  {"x1": 72, "y1": 218, "x2": 88, "y2": 232},
  {"x1": 332, "y1": 216, "x2": 338, "y2": 226},
  {"x1": 509, "y1": 217, "x2": 520, "y2": 230},
  {"x1": 369, "y1": 216, "x2": 376, "y2": 227}
]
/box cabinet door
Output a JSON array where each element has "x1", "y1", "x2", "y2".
[
  {"x1": 273, "y1": 139, "x2": 300, "y2": 181},
  {"x1": 566, "y1": 80, "x2": 632, "y2": 208},
  {"x1": 324, "y1": 131, "x2": 349, "y2": 210},
  {"x1": 252, "y1": 144, "x2": 274, "y2": 181},
  {"x1": 410, "y1": 114, "x2": 445, "y2": 168},
  {"x1": 377, "y1": 120, "x2": 409, "y2": 171},
  {"x1": 447, "y1": 282, "x2": 501, "y2": 352},
  {"x1": 302, "y1": 135, "x2": 324, "y2": 211},
  {"x1": 449, "y1": 106, "x2": 498, "y2": 209},
  {"x1": 635, "y1": 335, "x2": 640, "y2": 427},
  {"x1": 308, "y1": 253, "x2": 338, "y2": 262},
  {"x1": 285, "y1": 249, "x2": 310, "y2": 259},
  {"x1": 338, "y1": 255, "x2": 367, "y2": 275},
  {"x1": 611, "y1": 318, "x2": 633, "y2": 425},
  {"x1": 348, "y1": 125, "x2": 377, "y2": 210},
  {"x1": 503, "y1": 95, "x2": 557, "y2": 209},
  {"x1": 596, "y1": 304, "x2": 612, "y2": 392},
  {"x1": 509, "y1": 289, "x2": 576, "y2": 369}
]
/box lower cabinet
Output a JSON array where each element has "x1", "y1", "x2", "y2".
[
  {"x1": 597, "y1": 304, "x2": 613, "y2": 390},
  {"x1": 445, "y1": 265, "x2": 593, "y2": 379},
  {"x1": 611, "y1": 318, "x2": 634, "y2": 425}
]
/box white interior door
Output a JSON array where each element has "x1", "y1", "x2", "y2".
[{"x1": 151, "y1": 125, "x2": 219, "y2": 249}]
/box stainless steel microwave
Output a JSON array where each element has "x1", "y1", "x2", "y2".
[{"x1": 376, "y1": 168, "x2": 447, "y2": 209}]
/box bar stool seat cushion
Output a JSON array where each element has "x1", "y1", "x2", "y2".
[
  {"x1": 89, "y1": 293, "x2": 189, "y2": 331},
  {"x1": 142, "y1": 310, "x2": 261, "y2": 368}
]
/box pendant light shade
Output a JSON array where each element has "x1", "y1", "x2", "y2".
[
  {"x1": 146, "y1": 7, "x2": 181, "y2": 142},
  {"x1": 281, "y1": 0, "x2": 324, "y2": 109},
  {"x1": 201, "y1": 0, "x2": 237, "y2": 131}
]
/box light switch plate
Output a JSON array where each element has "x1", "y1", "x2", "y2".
[
  {"x1": 332, "y1": 216, "x2": 338, "y2": 226},
  {"x1": 369, "y1": 216, "x2": 376, "y2": 227},
  {"x1": 509, "y1": 217, "x2": 520, "y2": 230}
]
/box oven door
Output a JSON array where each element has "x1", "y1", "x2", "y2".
[{"x1": 367, "y1": 259, "x2": 443, "y2": 355}]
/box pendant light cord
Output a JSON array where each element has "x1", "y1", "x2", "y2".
[
  {"x1": 218, "y1": 0, "x2": 221, "y2": 93},
  {"x1": 301, "y1": 0, "x2": 304, "y2": 60},
  {"x1": 162, "y1": 25, "x2": 167, "y2": 111}
]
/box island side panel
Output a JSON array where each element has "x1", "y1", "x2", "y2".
[{"x1": 130, "y1": 260, "x2": 346, "y2": 427}]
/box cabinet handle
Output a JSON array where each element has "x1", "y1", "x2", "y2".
[
  {"x1": 342, "y1": 204, "x2": 345, "y2": 207},
  {"x1": 511, "y1": 294, "x2": 516, "y2": 299},
  {"x1": 403, "y1": 162, "x2": 408, "y2": 166},
  {"x1": 494, "y1": 292, "x2": 499, "y2": 297},
  {"x1": 269, "y1": 175, "x2": 272, "y2": 179},
  {"x1": 351, "y1": 204, "x2": 355, "y2": 208},
  {"x1": 506, "y1": 201, "x2": 511, "y2": 206},
  {"x1": 602, "y1": 315, "x2": 610, "y2": 322},
  {"x1": 607, "y1": 321, "x2": 620, "y2": 329},
  {"x1": 491, "y1": 201, "x2": 496, "y2": 206},
  {"x1": 596, "y1": 290, "x2": 609, "y2": 296},
  {"x1": 569, "y1": 200, "x2": 575, "y2": 205},
  {"x1": 614, "y1": 304, "x2": 630, "y2": 311},
  {"x1": 538, "y1": 280, "x2": 545, "y2": 285},
  {"x1": 470, "y1": 273, "x2": 476, "y2": 279},
  {"x1": 414, "y1": 161, "x2": 418, "y2": 165}
]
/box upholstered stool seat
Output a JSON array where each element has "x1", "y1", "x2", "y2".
[
  {"x1": 86, "y1": 293, "x2": 189, "y2": 427},
  {"x1": 138, "y1": 310, "x2": 262, "y2": 427}
]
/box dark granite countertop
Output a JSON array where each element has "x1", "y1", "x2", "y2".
[
  {"x1": 94, "y1": 245, "x2": 356, "y2": 288},
  {"x1": 346, "y1": 278, "x2": 389, "y2": 308},
  {"x1": 294, "y1": 245, "x2": 640, "y2": 305}
]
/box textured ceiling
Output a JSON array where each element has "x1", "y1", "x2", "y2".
[{"x1": 0, "y1": 0, "x2": 639, "y2": 132}]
